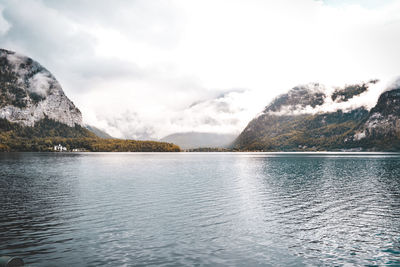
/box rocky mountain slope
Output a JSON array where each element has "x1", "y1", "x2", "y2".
[
  {"x1": 349, "y1": 88, "x2": 400, "y2": 150},
  {"x1": 0, "y1": 49, "x2": 82, "y2": 127},
  {"x1": 234, "y1": 80, "x2": 400, "y2": 151}
]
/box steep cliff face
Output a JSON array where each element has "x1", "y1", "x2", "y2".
[
  {"x1": 350, "y1": 88, "x2": 400, "y2": 149},
  {"x1": 0, "y1": 49, "x2": 82, "y2": 127},
  {"x1": 234, "y1": 80, "x2": 400, "y2": 151}
]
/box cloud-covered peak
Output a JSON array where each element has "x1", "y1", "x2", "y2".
[
  {"x1": 0, "y1": 49, "x2": 83, "y2": 127},
  {"x1": 263, "y1": 79, "x2": 393, "y2": 116}
]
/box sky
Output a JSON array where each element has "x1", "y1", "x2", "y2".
[{"x1": 0, "y1": 0, "x2": 400, "y2": 139}]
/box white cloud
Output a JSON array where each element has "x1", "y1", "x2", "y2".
[
  {"x1": 264, "y1": 79, "x2": 393, "y2": 116},
  {"x1": 28, "y1": 72, "x2": 53, "y2": 97},
  {"x1": 1, "y1": 0, "x2": 400, "y2": 139}
]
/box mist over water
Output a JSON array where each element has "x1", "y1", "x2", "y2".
[{"x1": 1, "y1": 152, "x2": 400, "y2": 266}]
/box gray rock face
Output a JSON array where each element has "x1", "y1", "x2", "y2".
[
  {"x1": 354, "y1": 88, "x2": 400, "y2": 140},
  {"x1": 264, "y1": 83, "x2": 326, "y2": 114},
  {"x1": 0, "y1": 49, "x2": 82, "y2": 127}
]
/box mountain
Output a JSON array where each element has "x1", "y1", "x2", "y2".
[
  {"x1": 234, "y1": 80, "x2": 400, "y2": 151},
  {"x1": 85, "y1": 125, "x2": 114, "y2": 139},
  {"x1": 349, "y1": 88, "x2": 400, "y2": 150},
  {"x1": 161, "y1": 132, "x2": 237, "y2": 149},
  {"x1": 0, "y1": 49, "x2": 82, "y2": 127},
  {"x1": 0, "y1": 49, "x2": 180, "y2": 152}
]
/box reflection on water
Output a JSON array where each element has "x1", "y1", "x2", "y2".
[{"x1": 0, "y1": 152, "x2": 400, "y2": 266}]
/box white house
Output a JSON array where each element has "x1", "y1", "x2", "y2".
[{"x1": 54, "y1": 144, "x2": 67, "y2": 152}]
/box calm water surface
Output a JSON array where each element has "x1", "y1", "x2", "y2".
[{"x1": 1, "y1": 152, "x2": 400, "y2": 266}]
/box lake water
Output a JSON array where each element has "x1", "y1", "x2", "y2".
[{"x1": 1, "y1": 152, "x2": 400, "y2": 266}]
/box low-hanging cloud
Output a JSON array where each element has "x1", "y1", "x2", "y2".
[
  {"x1": 264, "y1": 78, "x2": 396, "y2": 117},
  {"x1": 28, "y1": 72, "x2": 53, "y2": 97},
  {"x1": 6, "y1": 51, "x2": 53, "y2": 97},
  {"x1": 90, "y1": 110, "x2": 156, "y2": 140},
  {"x1": 85, "y1": 89, "x2": 259, "y2": 139}
]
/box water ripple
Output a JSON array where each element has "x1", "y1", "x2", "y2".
[{"x1": 1, "y1": 152, "x2": 400, "y2": 266}]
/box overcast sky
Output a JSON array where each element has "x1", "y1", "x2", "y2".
[{"x1": 0, "y1": 0, "x2": 400, "y2": 139}]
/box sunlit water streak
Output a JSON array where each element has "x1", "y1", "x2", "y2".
[{"x1": 1, "y1": 152, "x2": 400, "y2": 266}]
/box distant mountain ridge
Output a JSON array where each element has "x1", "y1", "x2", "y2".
[
  {"x1": 161, "y1": 132, "x2": 237, "y2": 149},
  {"x1": 85, "y1": 125, "x2": 114, "y2": 139},
  {"x1": 234, "y1": 80, "x2": 400, "y2": 151}
]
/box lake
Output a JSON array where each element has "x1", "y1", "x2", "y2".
[{"x1": 1, "y1": 152, "x2": 400, "y2": 266}]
